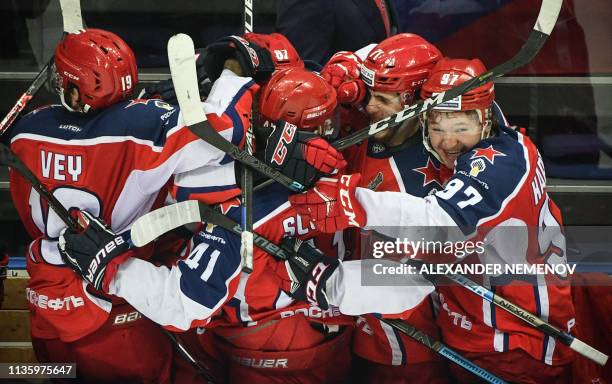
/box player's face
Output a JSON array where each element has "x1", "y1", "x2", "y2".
[
  {"x1": 427, "y1": 111, "x2": 482, "y2": 169},
  {"x1": 365, "y1": 90, "x2": 402, "y2": 141}
]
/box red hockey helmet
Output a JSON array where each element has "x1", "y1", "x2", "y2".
[
  {"x1": 420, "y1": 58, "x2": 495, "y2": 113},
  {"x1": 420, "y1": 58, "x2": 496, "y2": 158},
  {"x1": 54, "y1": 28, "x2": 138, "y2": 113},
  {"x1": 361, "y1": 33, "x2": 441, "y2": 106},
  {"x1": 244, "y1": 32, "x2": 304, "y2": 70},
  {"x1": 259, "y1": 68, "x2": 338, "y2": 132}
]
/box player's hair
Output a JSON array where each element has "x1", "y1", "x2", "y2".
[{"x1": 53, "y1": 29, "x2": 138, "y2": 113}]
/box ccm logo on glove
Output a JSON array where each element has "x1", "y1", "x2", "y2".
[
  {"x1": 306, "y1": 263, "x2": 330, "y2": 306},
  {"x1": 87, "y1": 236, "x2": 125, "y2": 280},
  {"x1": 271, "y1": 122, "x2": 297, "y2": 166},
  {"x1": 339, "y1": 174, "x2": 360, "y2": 227}
]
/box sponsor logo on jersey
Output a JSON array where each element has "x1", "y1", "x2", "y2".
[
  {"x1": 26, "y1": 288, "x2": 85, "y2": 311},
  {"x1": 58, "y1": 124, "x2": 81, "y2": 132},
  {"x1": 279, "y1": 305, "x2": 342, "y2": 319},
  {"x1": 469, "y1": 158, "x2": 486, "y2": 177}
]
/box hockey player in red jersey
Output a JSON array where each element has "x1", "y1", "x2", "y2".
[
  {"x1": 320, "y1": 33, "x2": 455, "y2": 384},
  {"x1": 4, "y1": 28, "x2": 291, "y2": 382},
  {"x1": 291, "y1": 58, "x2": 576, "y2": 383},
  {"x1": 57, "y1": 66, "x2": 435, "y2": 383}
]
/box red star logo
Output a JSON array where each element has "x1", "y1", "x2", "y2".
[
  {"x1": 413, "y1": 158, "x2": 443, "y2": 187},
  {"x1": 470, "y1": 145, "x2": 506, "y2": 164},
  {"x1": 124, "y1": 98, "x2": 152, "y2": 109}
]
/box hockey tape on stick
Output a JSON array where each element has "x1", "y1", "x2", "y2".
[
  {"x1": 0, "y1": 0, "x2": 83, "y2": 136},
  {"x1": 167, "y1": 33, "x2": 305, "y2": 193},
  {"x1": 240, "y1": 0, "x2": 255, "y2": 274},
  {"x1": 332, "y1": 0, "x2": 562, "y2": 151},
  {"x1": 130, "y1": 199, "x2": 506, "y2": 383}
]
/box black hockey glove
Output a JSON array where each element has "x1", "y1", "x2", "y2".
[
  {"x1": 264, "y1": 120, "x2": 347, "y2": 188},
  {"x1": 58, "y1": 211, "x2": 131, "y2": 292},
  {"x1": 139, "y1": 49, "x2": 212, "y2": 104},
  {"x1": 280, "y1": 237, "x2": 339, "y2": 310},
  {"x1": 203, "y1": 35, "x2": 275, "y2": 83}
]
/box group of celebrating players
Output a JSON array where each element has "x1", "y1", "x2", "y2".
[{"x1": 3, "y1": 26, "x2": 585, "y2": 383}]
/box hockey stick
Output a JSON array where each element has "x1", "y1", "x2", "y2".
[
  {"x1": 130, "y1": 199, "x2": 507, "y2": 384},
  {"x1": 381, "y1": 319, "x2": 506, "y2": 384},
  {"x1": 239, "y1": 0, "x2": 255, "y2": 273},
  {"x1": 130, "y1": 199, "x2": 609, "y2": 367},
  {"x1": 332, "y1": 0, "x2": 562, "y2": 150},
  {"x1": 0, "y1": 0, "x2": 84, "y2": 136},
  {"x1": 167, "y1": 33, "x2": 305, "y2": 194}
]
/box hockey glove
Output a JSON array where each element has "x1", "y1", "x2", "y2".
[
  {"x1": 203, "y1": 35, "x2": 275, "y2": 83},
  {"x1": 58, "y1": 211, "x2": 131, "y2": 292},
  {"x1": 280, "y1": 238, "x2": 339, "y2": 310},
  {"x1": 289, "y1": 174, "x2": 366, "y2": 233},
  {"x1": 265, "y1": 120, "x2": 347, "y2": 188},
  {"x1": 320, "y1": 51, "x2": 367, "y2": 105},
  {"x1": 138, "y1": 49, "x2": 212, "y2": 104}
]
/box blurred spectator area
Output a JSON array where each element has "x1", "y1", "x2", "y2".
[{"x1": 1, "y1": 0, "x2": 611, "y2": 256}]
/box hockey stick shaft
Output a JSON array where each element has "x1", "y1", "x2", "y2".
[
  {"x1": 167, "y1": 33, "x2": 305, "y2": 193},
  {"x1": 131, "y1": 199, "x2": 609, "y2": 367},
  {"x1": 0, "y1": 0, "x2": 84, "y2": 137},
  {"x1": 0, "y1": 143, "x2": 79, "y2": 230},
  {"x1": 447, "y1": 273, "x2": 608, "y2": 366},
  {"x1": 0, "y1": 142, "x2": 216, "y2": 379},
  {"x1": 382, "y1": 319, "x2": 507, "y2": 384},
  {"x1": 134, "y1": 200, "x2": 505, "y2": 383},
  {"x1": 240, "y1": 0, "x2": 255, "y2": 273},
  {"x1": 332, "y1": 0, "x2": 562, "y2": 151}
]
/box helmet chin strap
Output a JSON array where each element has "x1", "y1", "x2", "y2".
[{"x1": 59, "y1": 86, "x2": 90, "y2": 113}]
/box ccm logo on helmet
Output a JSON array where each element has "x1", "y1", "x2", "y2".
[
  {"x1": 86, "y1": 236, "x2": 125, "y2": 281},
  {"x1": 63, "y1": 71, "x2": 79, "y2": 81},
  {"x1": 339, "y1": 175, "x2": 359, "y2": 227}
]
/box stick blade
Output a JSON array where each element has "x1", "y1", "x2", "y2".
[
  {"x1": 570, "y1": 337, "x2": 609, "y2": 366},
  {"x1": 59, "y1": 0, "x2": 84, "y2": 33},
  {"x1": 168, "y1": 33, "x2": 205, "y2": 127},
  {"x1": 130, "y1": 200, "x2": 202, "y2": 247},
  {"x1": 535, "y1": 0, "x2": 562, "y2": 35}
]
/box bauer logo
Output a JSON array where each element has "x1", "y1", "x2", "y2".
[
  {"x1": 432, "y1": 93, "x2": 462, "y2": 111},
  {"x1": 360, "y1": 65, "x2": 375, "y2": 87}
]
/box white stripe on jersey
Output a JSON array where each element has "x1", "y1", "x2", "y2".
[
  {"x1": 81, "y1": 280, "x2": 112, "y2": 313},
  {"x1": 254, "y1": 201, "x2": 292, "y2": 229},
  {"x1": 544, "y1": 335, "x2": 556, "y2": 365},
  {"x1": 389, "y1": 157, "x2": 407, "y2": 193},
  {"x1": 275, "y1": 290, "x2": 294, "y2": 310},
  {"x1": 493, "y1": 329, "x2": 505, "y2": 352},
  {"x1": 235, "y1": 271, "x2": 254, "y2": 323},
  {"x1": 380, "y1": 320, "x2": 404, "y2": 365},
  {"x1": 173, "y1": 161, "x2": 236, "y2": 189},
  {"x1": 11, "y1": 133, "x2": 165, "y2": 152}
]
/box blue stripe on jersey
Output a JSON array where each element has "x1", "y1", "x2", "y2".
[
  {"x1": 178, "y1": 226, "x2": 241, "y2": 310},
  {"x1": 533, "y1": 285, "x2": 542, "y2": 318},
  {"x1": 540, "y1": 335, "x2": 551, "y2": 362},
  {"x1": 490, "y1": 286, "x2": 497, "y2": 328},
  {"x1": 503, "y1": 332, "x2": 509, "y2": 352},
  {"x1": 391, "y1": 326, "x2": 407, "y2": 365}
]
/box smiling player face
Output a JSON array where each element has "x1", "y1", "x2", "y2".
[{"x1": 427, "y1": 111, "x2": 483, "y2": 169}]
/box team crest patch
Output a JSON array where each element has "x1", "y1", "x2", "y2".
[
  {"x1": 470, "y1": 145, "x2": 506, "y2": 164},
  {"x1": 366, "y1": 172, "x2": 384, "y2": 190},
  {"x1": 371, "y1": 143, "x2": 386, "y2": 154},
  {"x1": 469, "y1": 158, "x2": 486, "y2": 177}
]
